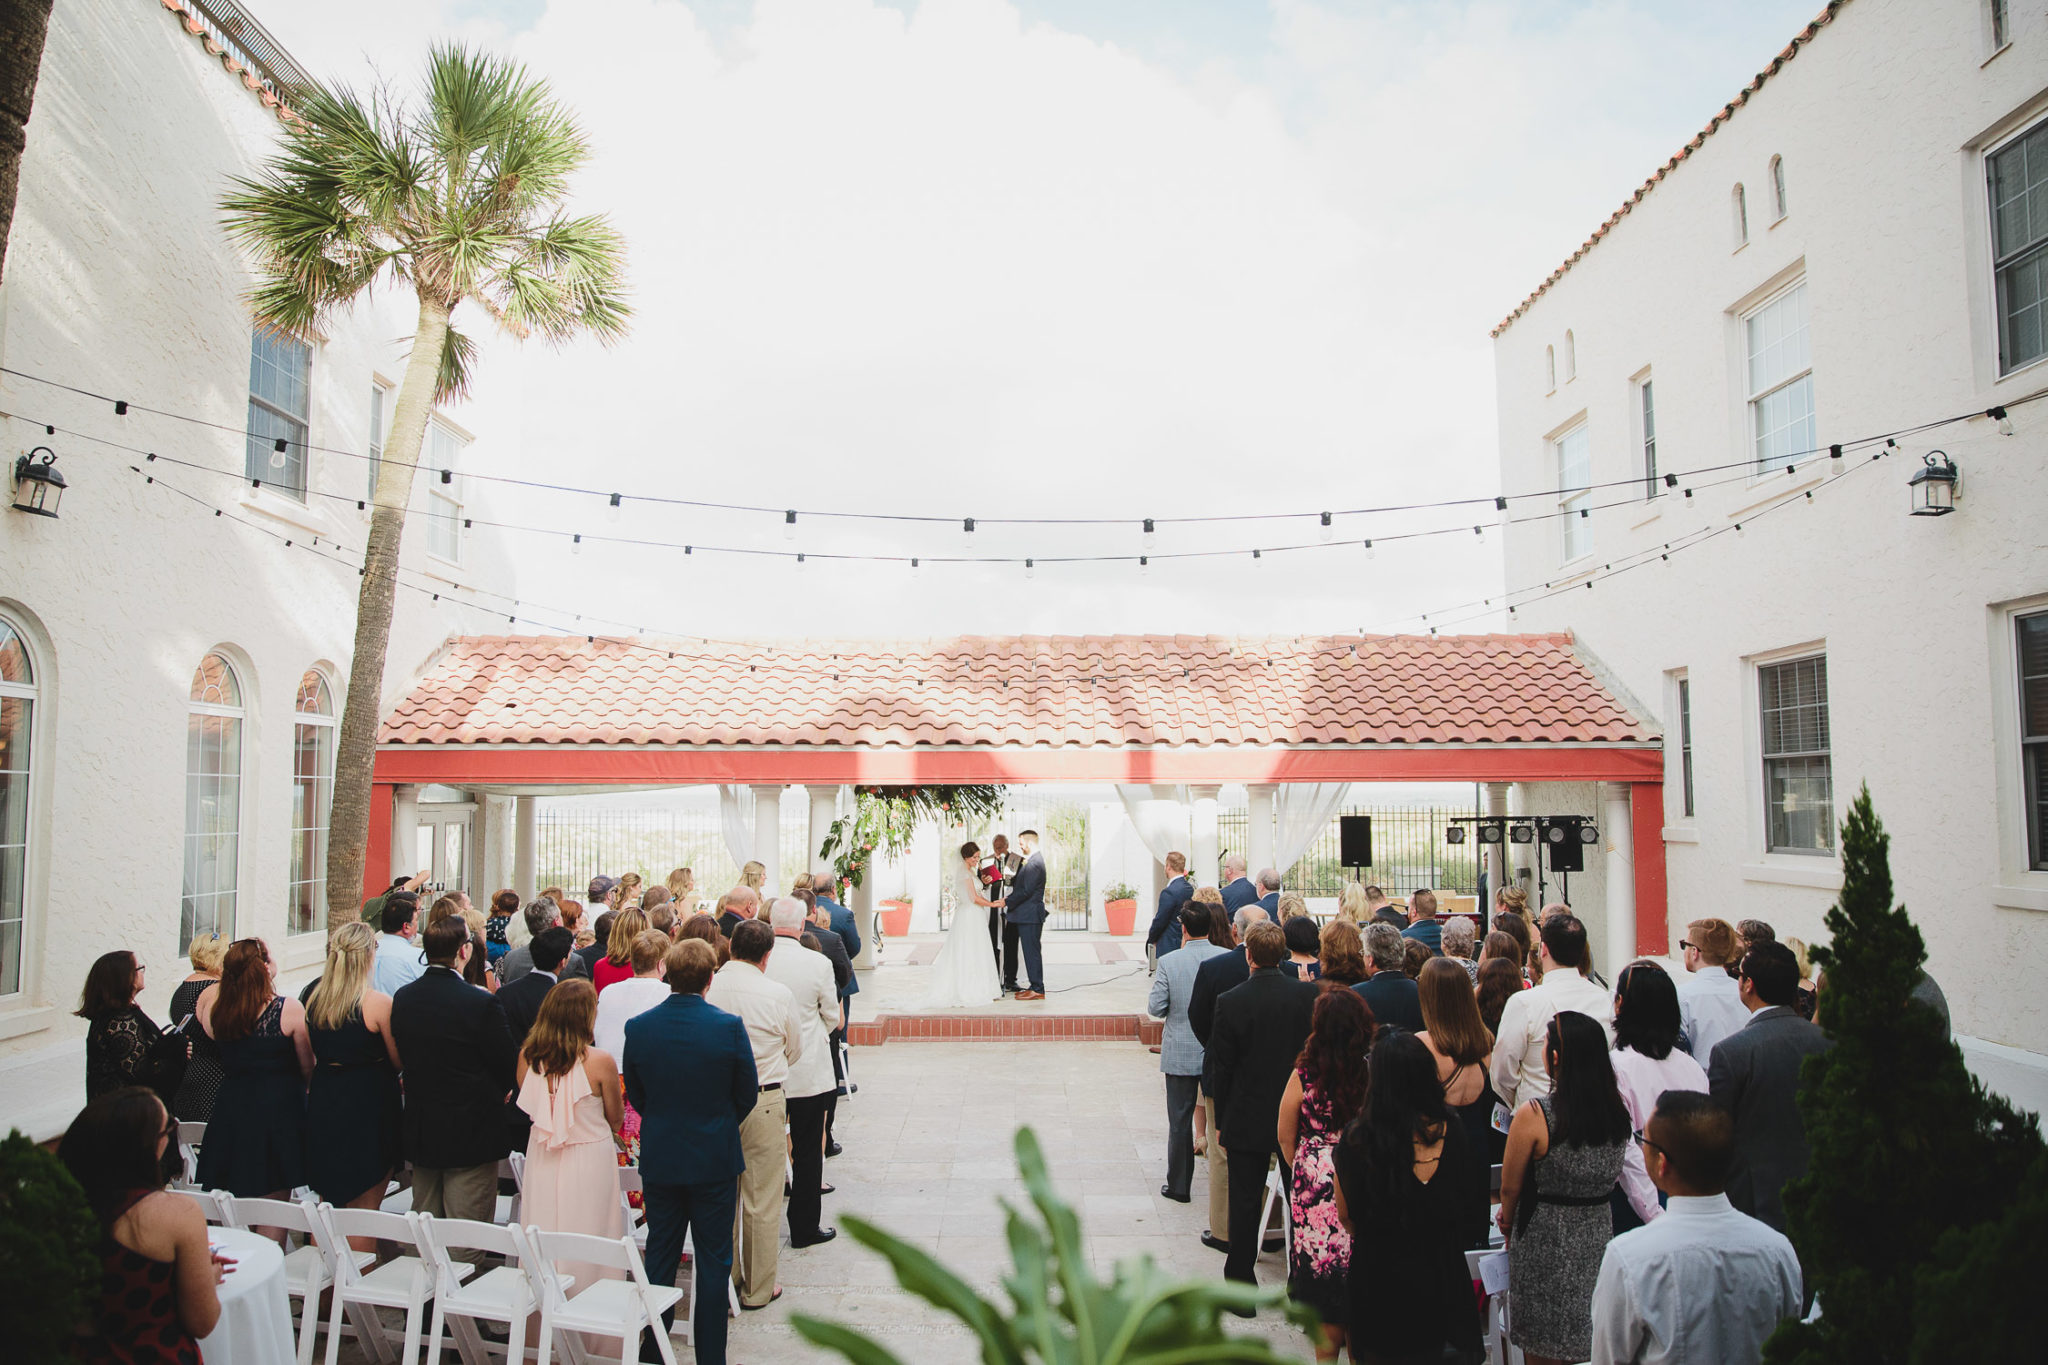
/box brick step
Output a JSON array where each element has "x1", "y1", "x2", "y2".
[{"x1": 849, "y1": 1013, "x2": 1165, "y2": 1045}]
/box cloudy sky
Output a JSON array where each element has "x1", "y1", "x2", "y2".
[{"x1": 254, "y1": 0, "x2": 1822, "y2": 642}]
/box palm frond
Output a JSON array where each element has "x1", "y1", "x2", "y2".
[{"x1": 435, "y1": 323, "x2": 479, "y2": 403}]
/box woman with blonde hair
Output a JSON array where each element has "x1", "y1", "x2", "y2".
[
  {"x1": 740, "y1": 859, "x2": 766, "y2": 893},
  {"x1": 666, "y1": 866, "x2": 695, "y2": 906},
  {"x1": 593, "y1": 906, "x2": 649, "y2": 995},
  {"x1": 613, "y1": 872, "x2": 645, "y2": 908},
  {"x1": 303, "y1": 922, "x2": 404, "y2": 1226},
  {"x1": 1337, "y1": 882, "x2": 1369, "y2": 925},
  {"x1": 169, "y1": 932, "x2": 226, "y2": 1121},
  {"x1": 517, "y1": 980, "x2": 625, "y2": 1303},
  {"x1": 1277, "y1": 892, "x2": 1310, "y2": 923}
]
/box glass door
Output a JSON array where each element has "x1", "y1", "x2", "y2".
[{"x1": 413, "y1": 806, "x2": 474, "y2": 899}]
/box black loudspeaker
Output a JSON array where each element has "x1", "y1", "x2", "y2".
[
  {"x1": 1339, "y1": 815, "x2": 1373, "y2": 868},
  {"x1": 1540, "y1": 816, "x2": 1585, "y2": 873}
]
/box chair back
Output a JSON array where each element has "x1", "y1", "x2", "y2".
[
  {"x1": 419, "y1": 1216, "x2": 531, "y2": 1296},
  {"x1": 182, "y1": 1189, "x2": 236, "y2": 1227},
  {"x1": 232, "y1": 1195, "x2": 319, "y2": 1242},
  {"x1": 529, "y1": 1229, "x2": 660, "y2": 1310},
  {"x1": 316, "y1": 1204, "x2": 422, "y2": 1287}
]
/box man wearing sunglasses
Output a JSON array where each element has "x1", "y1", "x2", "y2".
[{"x1": 1589, "y1": 1091, "x2": 1801, "y2": 1364}]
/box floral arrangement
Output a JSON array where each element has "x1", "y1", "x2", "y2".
[{"x1": 819, "y1": 784, "x2": 1008, "y2": 891}]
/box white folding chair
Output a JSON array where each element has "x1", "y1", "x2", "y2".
[
  {"x1": 1255, "y1": 1155, "x2": 1294, "y2": 1258},
  {"x1": 528, "y1": 1229, "x2": 683, "y2": 1365},
  {"x1": 419, "y1": 1217, "x2": 546, "y2": 1365},
  {"x1": 494, "y1": 1155, "x2": 525, "y2": 1227},
  {"x1": 181, "y1": 1188, "x2": 235, "y2": 1227},
  {"x1": 837, "y1": 1035, "x2": 854, "y2": 1099},
  {"x1": 315, "y1": 1203, "x2": 471, "y2": 1365},
  {"x1": 174, "y1": 1121, "x2": 206, "y2": 1189},
  {"x1": 238, "y1": 1196, "x2": 371, "y2": 1365}
]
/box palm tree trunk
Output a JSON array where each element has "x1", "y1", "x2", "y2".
[
  {"x1": 324, "y1": 294, "x2": 451, "y2": 933},
  {"x1": 0, "y1": 0, "x2": 54, "y2": 285}
]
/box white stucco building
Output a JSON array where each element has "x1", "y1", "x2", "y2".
[
  {"x1": 1490, "y1": 0, "x2": 2048, "y2": 1107},
  {"x1": 0, "y1": 0, "x2": 520, "y2": 1137}
]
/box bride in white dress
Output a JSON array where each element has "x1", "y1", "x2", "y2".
[{"x1": 920, "y1": 841, "x2": 1005, "y2": 1008}]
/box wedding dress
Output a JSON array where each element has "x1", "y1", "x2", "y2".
[{"x1": 919, "y1": 862, "x2": 1004, "y2": 1008}]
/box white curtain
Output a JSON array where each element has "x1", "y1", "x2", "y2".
[
  {"x1": 1115, "y1": 784, "x2": 1191, "y2": 864},
  {"x1": 1275, "y1": 783, "x2": 1352, "y2": 875},
  {"x1": 718, "y1": 784, "x2": 754, "y2": 869}
]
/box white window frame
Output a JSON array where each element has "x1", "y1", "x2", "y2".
[
  {"x1": 1743, "y1": 280, "x2": 1815, "y2": 474},
  {"x1": 1554, "y1": 422, "x2": 1592, "y2": 565},
  {"x1": 1988, "y1": 113, "x2": 2048, "y2": 377},
  {"x1": 2017, "y1": 607, "x2": 2048, "y2": 871},
  {"x1": 1676, "y1": 672, "x2": 1695, "y2": 820},
  {"x1": 1544, "y1": 345, "x2": 1556, "y2": 393},
  {"x1": 1992, "y1": 594, "x2": 2048, "y2": 911},
  {"x1": 1635, "y1": 372, "x2": 1659, "y2": 500},
  {"x1": 183, "y1": 652, "x2": 247, "y2": 946},
  {"x1": 367, "y1": 379, "x2": 391, "y2": 505},
  {"x1": 425, "y1": 418, "x2": 468, "y2": 565},
  {"x1": 288, "y1": 669, "x2": 336, "y2": 937},
  {"x1": 1988, "y1": 0, "x2": 2010, "y2": 54},
  {"x1": 247, "y1": 328, "x2": 312, "y2": 501},
  {"x1": 0, "y1": 610, "x2": 39, "y2": 1002},
  {"x1": 1757, "y1": 651, "x2": 1833, "y2": 857}
]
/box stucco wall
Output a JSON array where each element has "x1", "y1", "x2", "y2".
[{"x1": 1490, "y1": 0, "x2": 2048, "y2": 1086}]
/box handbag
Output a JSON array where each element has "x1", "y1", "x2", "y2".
[{"x1": 141, "y1": 1020, "x2": 192, "y2": 1106}]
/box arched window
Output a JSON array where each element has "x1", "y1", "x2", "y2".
[
  {"x1": 1733, "y1": 183, "x2": 1749, "y2": 246},
  {"x1": 183, "y1": 653, "x2": 244, "y2": 945},
  {"x1": 1564, "y1": 330, "x2": 1577, "y2": 382},
  {"x1": 1545, "y1": 345, "x2": 1556, "y2": 391},
  {"x1": 1770, "y1": 155, "x2": 1787, "y2": 220},
  {"x1": 288, "y1": 671, "x2": 335, "y2": 936},
  {"x1": 0, "y1": 613, "x2": 37, "y2": 997}
]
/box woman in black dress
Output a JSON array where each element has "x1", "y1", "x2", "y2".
[
  {"x1": 79, "y1": 950, "x2": 179, "y2": 1104},
  {"x1": 168, "y1": 933, "x2": 224, "y2": 1122},
  {"x1": 193, "y1": 939, "x2": 312, "y2": 1198},
  {"x1": 302, "y1": 922, "x2": 404, "y2": 1217},
  {"x1": 1333, "y1": 1032, "x2": 1487, "y2": 1365}
]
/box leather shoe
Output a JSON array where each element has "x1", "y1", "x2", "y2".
[
  {"x1": 1015, "y1": 990, "x2": 1045, "y2": 1001},
  {"x1": 791, "y1": 1227, "x2": 838, "y2": 1249},
  {"x1": 1200, "y1": 1232, "x2": 1229, "y2": 1254},
  {"x1": 825, "y1": 1139, "x2": 844, "y2": 1158},
  {"x1": 1160, "y1": 1185, "x2": 1190, "y2": 1203}
]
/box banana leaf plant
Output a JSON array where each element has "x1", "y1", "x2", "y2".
[
  {"x1": 818, "y1": 784, "x2": 1008, "y2": 891},
  {"x1": 791, "y1": 1126, "x2": 1322, "y2": 1364}
]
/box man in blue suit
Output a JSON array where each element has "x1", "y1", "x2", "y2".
[
  {"x1": 1219, "y1": 854, "x2": 1258, "y2": 912},
  {"x1": 813, "y1": 873, "x2": 862, "y2": 998},
  {"x1": 1145, "y1": 852, "x2": 1194, "y2": 962},
  {"x1": 1254, "y1": 868, "x2": 1282, "y2": 916},
  {"x1": 1004, "y1": 829, "x2": 1049, "y2": 999},
  {"x1": 623, "y1": 937, "x2": 758, "y2": 1365}
]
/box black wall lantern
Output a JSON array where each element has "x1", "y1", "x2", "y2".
[
  {"x1": 11, "y1": 446, "x2": 65, "y2": 518},
  {"x1": 1909, "y1": 451, "x2": 1959, "y2": 516}
]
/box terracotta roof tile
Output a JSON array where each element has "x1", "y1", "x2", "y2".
[{"x1": 379, "y1": 633, "x2": 1654, "y2": 749}]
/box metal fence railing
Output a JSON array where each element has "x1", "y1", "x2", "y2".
[
  {"x1": 536, "y1": 804, "x2": 813, "y2": 904},
  {"x1": 1218, "y1": 797, "x2": 1483, "y2": 899},
  {"x1": 953, "y1": 797, "x2": 1092, "y2": 930},
  {"x1": 185, "y1": 0, "x2": 317, "y2": 103}
]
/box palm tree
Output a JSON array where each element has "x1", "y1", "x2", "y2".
[
  {"x1": 0, "y1": 0, "x2": 56, "y2": 284},
  {"x1": 223, "y1": 45, "x2": 629, "y2": 935}
]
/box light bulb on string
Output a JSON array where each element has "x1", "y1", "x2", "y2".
[
  {"x1": 1319, "y1": 512, "x2": 1333, "y2": 543},
  {"x1": 1142, "y1": 518, "x2": 1155, "y2": 552},
  {"x1": 783, "y1": 510, "x2": 797, "y2": 541},
  {"x1": 1991, "y1": 405, "x2": 2015, "y2": 436},
  {"x1": 607, "y1": 494, "x2": 622, "y2": 523},
  {"x1": 269, "y1": 437, "x2": 287, "y2": 471},
  {"x1": 1025, "y1": 558, "x2": 1035, "y2": 579},
  {"x1": 1139, "y1": 555, "x2": 1149, "y2": 577},
  {"x1": 1363, "y1": 539, "x2": 1375, "y2": 560},
  {"x1": 1252, "y1": 548, "x2": 1263, "y2": 565},
  {"x1": 571, "y1": 534, "x2": 582, "y2": 556},
  {"x1": 962, "y1": 517, "x2": 976, "y2": 549},
  {"x1": 1474, "y1": 524, "x2": 1487, "y2": 545}
]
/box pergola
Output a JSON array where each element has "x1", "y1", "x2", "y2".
[{"x1": 372, "y1": 632, "x2": 1668, "y2": 957}]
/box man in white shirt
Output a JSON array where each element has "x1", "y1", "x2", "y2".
[
  {"x1": 1590, "y1": 1090, "x2": 1801, "y2": 1365},
  {"x1": 373, "y1": 897, "x2": 426, "y2": 995},
  {"x1": 704, "y1": 919, "x2": 799, "y2": 1309},
  {"x1": 1490, "y1": 912, "x2": 1613, "y2": 1110},
  {"x1": 762, "y1": 898, "x2": 842, "y2": 1248},
  {"x1": 1675, "y1": 917, "x2": 1749, "y2": 1062}
]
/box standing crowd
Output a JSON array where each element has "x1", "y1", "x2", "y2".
[
  {"x1": 66, "y1": 863, "x2": 863, "y2": 1365},
  {"x1": 1147, "y1": 863, "x2": 1875, "y2": 1365}
]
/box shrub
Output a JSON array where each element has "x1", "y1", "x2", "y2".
[{"x1": 0, "y1": 1128, "x2": 99, "y2": 1361}]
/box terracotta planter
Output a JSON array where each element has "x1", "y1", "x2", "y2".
[
  {"x1": 1104, "y1": 897, "x2": 1138, "y2": 935},
  {"x1": 879, "y1": 899, "x2": 912, "y2": 937}
]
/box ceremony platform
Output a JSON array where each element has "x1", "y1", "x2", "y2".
[{"x1": 846, "y1": 932, "x2": 1164, "y2": 1046}]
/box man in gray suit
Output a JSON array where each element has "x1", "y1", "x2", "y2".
[
  {"x1": 496, "y1": 898, "x2": 590, "y2": 986},
  {"x1": 1707, "y1": 941, "x2": 1832, "y2": 1234},
  {"x1": 1147, "y1": 901, "x2": 1227, "y2": 1205}
]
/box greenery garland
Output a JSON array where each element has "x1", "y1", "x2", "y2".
[{"x1": 818, "y1": 784, "x2": 1007, "y2": 890}]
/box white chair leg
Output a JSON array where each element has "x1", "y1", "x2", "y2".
[
  {"x1": 323, "y1": 1291, "x2": 348, "y2": 1365},
  {"x1": 425, "y1": 1298, "x2": 448, "y2": 1365},
  {"x1": 648, "y1": 1310, "x2": 679, "y2": 1365},
  {"x1": 296, "y1": 1288, "x2": 319, "y2": 1365},
  {"x1": 507, "y1": 1314, "x2": 526, "y2": 1365},
  {"x1": 400, "y1": 1303, "x2": 423, "y2": 1365},
  {"x1": 535, "y1": 1312, "x2": 555, "y2": 1365}
]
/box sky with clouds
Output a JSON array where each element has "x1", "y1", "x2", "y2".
[{"x1": 250, "y1": 0, "x2": 1823, "y2": 643}]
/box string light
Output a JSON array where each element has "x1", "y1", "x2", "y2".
[
  {"x1": 1143, "y1": 518, "x2": 1155, "y2": 551},
  {"x1": 1319, "y1": 512, "x2": 1333, "y2": 543},
  {"x1": 1363, "y1": 539, "x2": 1375, "y2": 559},
  {"x1": 783, "y1": 509, "x2": 796, "y2": 541},
  {"x1": 1025, "y1": 558, "x2": 1035, "y2": 579},
  {"x1": 1990, "y1": 405, "x2": 2015, "y2": 437},
  {"x1": 268, "y1": 437, "x2": 287, "y2": 471},
  {"x1": 607, "y1": 493, "x2": 622, "y2": 523},
  {"x1": 571, "y1": 534, "x2": 582, "y2": 555}
]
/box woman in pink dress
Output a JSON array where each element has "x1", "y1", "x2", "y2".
[{"x1": 517, "y1": 979, "x2": 625, "y2": 1311}]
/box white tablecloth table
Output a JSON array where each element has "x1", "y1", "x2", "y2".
[{"x1": 197, "y1": 1226, "x2": 296, "y2": 1365}]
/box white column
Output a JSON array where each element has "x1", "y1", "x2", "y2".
[
  {"x1": 1246, "y1": 783, "x2": 1277, "y2": 884},
  {"x1": 513, "y1": 795, "x2": 538, "y2": 896},
  {"x1": 390, "y1": 784, "x2": 420, "y2": 882},
  {"x1": 806, "y1": 784, "x2": 841, "y2": 878},
  {"x1": 1602, "y1": 782, "x2": 1636, "y2": 971},
  {"x1": 850, "y1": 877, "x2": 877, "y2": 969},
  {"x1": 1190, "y1": 784, "x2": 1222, "y2": 888},
  {"x1": 1484, "y1": 782, "x2": 1511, "y2": 903},
  {"x1": 751, "y1": 784, "x2": 783, "y2": 893}
]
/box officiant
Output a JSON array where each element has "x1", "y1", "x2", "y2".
[{"x1": 982, "y1": 833, "x2": 1023, "y2": 992}]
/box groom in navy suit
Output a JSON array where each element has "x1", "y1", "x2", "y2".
[
  {"x1": 623, "y1": 937, "x2": 758, "y2": 1365},
  {"x1": 1004, "y1": 829, "x2": 1049, "y2": 1000}
]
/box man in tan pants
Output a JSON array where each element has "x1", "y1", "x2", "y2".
[{"x1": 706, "y1": 919, "x2": 802, "y2": 1308}]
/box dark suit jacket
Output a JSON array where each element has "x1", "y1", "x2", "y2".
[
  {"x1": 807, "y1": 926, "x2": 854, "y2": 1002},
  {"x1": 623, "y1": 993, "x2": 758, "y2": 1186},
  {"x1": 496, "y1": 969, "x2": 557, "y2": 1049},
  {"x1": 572, "y1": 941, "x2": 605, "y2": 978},
  {"x1": 1207, "y1": 968, "x2": 1319, "y2": 1154},
  {"x1": 1401, "y1": 919, "x2": 1443, "y2": 954},
  {"x1": 1005, "y1": 851, "x2": 1047, "y2": 925},
  {"x1": 1189, "y1": 948, "x2": 1252, "y2": 1092},
  {"x1": 1371, "y1": 907, "x2": 1408, "y2": 932},
  {"x1": 717, "y1": 910, "x2": 748, "y2": 939},
  {"x1": 1256, "y1": 891, "x2": 1281, "y2": 916},
  {"x1": 1353, "y1": 971, "x2": 1426, "y2": 1035},
  {"x1": 1146, "y1": 876, "x2": 1193, "y2": 956},
  {"x1": 819, "y1": 898, "x2": 862, "y2": 996},
  {"x1": 1707, "y1": 1005, "x2": 1833, "y2": 1232},
  {"x1": 1221, "y1": 878, "x2": 1259, "y2": 913},
  {"x1": 390, "y1": 965, "x2": 519, "y2": 1170}
]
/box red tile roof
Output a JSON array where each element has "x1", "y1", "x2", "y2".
[
  {"x1": 380, "y1": 633, "x2": 1654, "y2": 749},
  {"x1": 1491, "y1": 1, "x2": 1847, "y2": 338}
]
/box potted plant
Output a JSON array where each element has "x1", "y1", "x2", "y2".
[
  {"x1": 1102, "y1": 881, "x2": 1139, "y2": 936},
  {"x1": 879, "y1": 895, "x2": 914, "y2": 938}
]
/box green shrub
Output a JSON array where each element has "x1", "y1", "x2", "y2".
[{"x1": 0, "y1": 1128, "x2": 99, "y2": 1363}]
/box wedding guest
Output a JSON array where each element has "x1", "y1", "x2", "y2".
[
  {"x1": 194, "y1": 939, "x2": 313, "y2": 1199},
  {"x1": 518, "y1": 979, "x2": 627, "y2": 1310},
  {"x1": 615, "y1": 873, "x2": 646, "y2": 910},
  {"x1": 646, "y1": 898, "x2": 678, "y2": 941},
  {"x1": 763, "y1": 899, "x2": 841, "y2": 1248},
  {"x1": 500, "y1": 927, "x2": 573, "y2": 1048},
  {"x1": 1146, "y1": 851, "x2": 1194, "y2": 960},
  {"x1": 1333, "y1": 1033, "x2": 1487, "y2": 1364},
  {"x1": 1401, "y1": 937, "x2": 1432, "y2": 980},
  {"x1": 169, "y1": 934, "x2": 225, "y2": 1122},
  {"x1": 1278, "y1": 988, "x2": 1372, "y2": 1361},
  {"x1": 1481, "y1": 928, "x2": 1527, "y2": 976},
  {"x1": 1442, "y1": 916, "x2": 1480, "y2": 983},
  {"x1": 1492, "y1": 909, "x2": 1535, "y2": 967},
  {"x1": 1402, "y1": 887, "x2": 1444, "y2": 954},
  {"x1": 740, "y1": 860, "x2": 767, "y2": 896},
  {"x1": 485, "y1": 889, "x2": 520, "y2": 964},
  {"x1": 1490, "y1": 912, "x2": 1612, "y2": 1111},
  {"x1": 1735, "y1": 918, "x2": 1775, "y2": 960},
  {"x1": 1148, "y1": 900, "x2": 1227, "y2": 1204},
  {"x1": 1186, "y1": 886, "x2": 1234, "y2": 1222},
  {"x1": 1589, "y1": 1092, "x2": 1802, "y2": 1365},
  {"x1": 1360, "y1": 884, "x2": 1404, "y2": 931},
  {"x1": 624, "y1": 939, "x2": 755, "y2": 1365},
  {"x1": 715, "y1": 886, "x2": 759, "y2": 939},
  {"x1": 665, "y1": 866, "x2": 696, "y2": 909},
  {"x1": 390, "y1": 919, "x2": 519, "y2": 1235},
  {"x1": 1610, "y1": 961, "x2": 1709, "y2": 1230},
  {"x1": 1499, "y1": 1010, "x2": 1632, "y2": 1365},
  {"x1": 1676, "y1": 918, "x2": 1747, "y2": 1061},
  {"x1": 373, "y1": 895, "x2": 426, "y2": 994},
  {"x1": 1477, "y1": 957, "x2": 1525, "y2": 1033},
  {"x1": 680, "y1": 911, "x2": 731, "y2": 967},
  {"x1": 1335, "y1": 882, "x2": 1369, "y2": 926},
  {"x1": 558, "y1": 897, "x2": 588, "y2": 944},
  {"x1": 812, "y1": 871, "x2": 861, "y2": 964},
  {"x1": 1496, "y1": 884, "x2": 1534, "y2": 931},
  {"x1": 1708, "y1": 942, "x2": 1832, "y2": 1235},
  {"x1": 59, "y1": 1088, "x2": 225, "y2": 1360},
  {"x1": 501, "y1": 899, "x2": 590, "y2": 986},
  {"x1": 1416, "y1": 956, "x2": 1496, "y2": 1224},
  {"x1": 303, "y1": 922, "x2": 403, "y2": 1231},
  {"x1": 575, "y1": 909, "x2": 617, "y2": 979},
  {"x1": 1316, "y1": 919, "x2": 1369, "y2": 989},
  {"x1": 459, "y1": 908, "x2": 496, "y2": 992},
  {"x1": 81, "y1": 951, "x2": 176, "y2": 1105},
  {"x1": 1283, "y1": 914, "x2": 1322, "y2": 980},
  {"x1": 800, "y1": 895, "x2": 854, "y2": 1152},
  {"x1": 1207, "y1": 922, "x2": 1318, "y2": 1292},
  {"x1": 1352, "y1": 921, "x2": 1424, "y2": 1034},
  {"x1": 1219, "y1": 855, "x2": 1257, "y2": 912},
  {"x1": 1542, "y1": 901, "x2": 1606, "y2": 986},
  {"x1": 1254, "y1": 869, "x2": 1282, "y2": 916},
  {"x1": 1277, "y1": 892, "x2": 1310, "y2": 924},
  {"x1": 504, "y1": 896, "x2": 533, "y2": 954},
  {"x1": 705, "y1": 920, "x2": 799, "y2": 1309},
  {"x1": 594, "y1": 907, "x2": 650, "y2": 995},
  {"x1": 596, "y1": 930, "x2": 671, "y2": 1168}
]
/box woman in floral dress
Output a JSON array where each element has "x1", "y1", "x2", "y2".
[{"x1": 1278, "y1": 987, "x2": 1375, "y2": 1361}]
